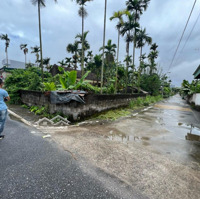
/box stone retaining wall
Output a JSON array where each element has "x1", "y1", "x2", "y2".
[{"x1": 20, "y1": 90, "x2": 147, "y2": 121}]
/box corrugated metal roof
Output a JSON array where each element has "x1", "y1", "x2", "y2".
[{"x1": 2, "y1": 59, "x2": 25, "y2": 69}]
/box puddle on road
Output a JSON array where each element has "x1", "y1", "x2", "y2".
[
  {"x1": 178, "y1": 123, "x2": 200, "y2": 136},
  {"x1": 107, "y1": 130, "x2": 151, "y2": 146}
]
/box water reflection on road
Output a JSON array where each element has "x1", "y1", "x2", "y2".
[{"x1": 108, "y1": 95, "x2": 200, "y2": 166}]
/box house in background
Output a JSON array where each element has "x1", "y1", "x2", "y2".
[
  {"x1": 193, "y1": 64, "x2": 200, "y2": 80},
  {"x1": 0, "y1": 59, "x2": 26, "y2": 79},
  {"x1": 189, "y1": 64, "x2": 200, "y2": 109}
]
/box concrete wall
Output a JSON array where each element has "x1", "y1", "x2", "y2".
[
  {"x1": 20, "y1": 90, "x2": 147, "y2": 121},
  {"x1": 189, "y1": 93, "x2": 200, "y2": 105},
  {"x1": 188, "y1": 93, "x2": 200, "y2": 110}
]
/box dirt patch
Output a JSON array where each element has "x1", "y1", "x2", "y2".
[{"x1": 45, "y1": 124, "x2": 200, "y2": 199}]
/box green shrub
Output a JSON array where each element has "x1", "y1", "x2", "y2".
[
  {"x1": 129, "y1": 95, "x2": 162, "y2": 109},
  {"x1": 4, "y1": 67, "x2": 54, "y2": 104}
]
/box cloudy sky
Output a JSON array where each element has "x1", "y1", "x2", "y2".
[{"x1": 0, "y1": 0, "x2": 200, "y2": 86}]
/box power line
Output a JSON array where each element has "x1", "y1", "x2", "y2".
[
  {"x1": 168, "y1": 0, "x2": 197, "y2": 71},
  {"x1": 181, "y1": 10, "x2": 200, "y2": 52},
  {"x1": 174, "y1": 9, "x2": 200, "y2": 65}
]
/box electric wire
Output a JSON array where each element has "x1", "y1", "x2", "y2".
[
  {"x1": 168, "y1": 0, "x2": 197, "y2": 71},
  {"x1": 174, "y1": 9, "x2": 200, "y2": 65},
  {"x1": 181, "y1": 10, "x2": 200, "y2": 52}
]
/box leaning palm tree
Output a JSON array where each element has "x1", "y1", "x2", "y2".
[
  {"x1": 72, "y1": 0, "x2": 93, "y2": 76},
  {"x1": 31, "y1": 0, "x2": 57, "y2": 81},
  {"x1": 31, "y1": 45, "x2": 40, "y2": 65},
  {"x1": 0, "y1": 34, "x2": 10, "y2": 67},
  {"x1": 126, "y1": 0, "x2": 151, "y2": 68},
  {"x1": 20, "y1": 44, "x2": 28, "y2": 65}
]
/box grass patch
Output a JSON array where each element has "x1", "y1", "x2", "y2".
[
  {"x1": 95, "y1": 95, "x2": 163, "y2": 121},
  {"x1": 96, "y1": 109, "x2": 131, "y2": 121}
]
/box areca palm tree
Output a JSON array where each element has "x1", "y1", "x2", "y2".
[
  {"x1": 136, "y1": 28, "x2": 152, "y2": 89},
  {"x1": 58, "y1": 60, "x2": 66, "y2": 67},
  {"x1": 75, "y1": 31, "x2": 90, "y2": 57},
  {"x1": 110, "y1": 10, "x2": 127, "y2": 93},
  {"x1": 31, "y1": 0, "x2": 57, "y2": 81},
  {"x1": 139, "y1": 53, "x2": 148, "y2": 74},
  {"x1": 148, "y1": 43, "x2": 158, "y2": 75},
  {"x1": 121, "y1": 13, "x2": 139, "y2": 92},
  {"x1": 20, "y1": 44, "x2": 28, "y2": 65},
  {"x1": 65, "y1": 57, "x2": 72, "y2": 68},
  {"x1": 87, "y1": 51, "x2": 93, "y2": 62},
  {"x1": 0, "y1": 34, "x2": 10, "y2": 67},
  {"x1": 72, "y1": 0, "x2": 93, "y2": 76},
  {"x1": 66, "y1": 41, "x2": 79, "y2": 70},
  {"x1": 31, "y1": 45, "x2": 40, "y2": 65},
  {"x1": 99, "y1": 39, "x2": 117, "y2": 64},
  {"x1": 126, "y1": 0, "x2": 151, "y2": 68},
  {"x1": 43, "y1": 57, "x2": 51, "y2": 70},
  {"x1": 136, "y1": 28, "x2": 152, "y2": 66}
]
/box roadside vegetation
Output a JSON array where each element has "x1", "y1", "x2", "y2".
[
  {"x1": 180, "y1": 79, "x2": 200, "y2": 98},
  {"x1": 95, "y1": 95, "x2": 163, "y2": 121},
  {"x1": 2, "y1": 0, "x2": 176, "y2": 120}
]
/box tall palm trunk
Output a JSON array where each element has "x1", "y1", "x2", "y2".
[
  {"x1": 25, "y1": 53, "x2": 27, "y2": 66},
  {"x1": 115, "y1": 29, "x2": 120, "y2": 94},
  {"x1": 132, "y1": 11, "x2": 137, "y2": 91},
  {"x1": 38, "y1": 2, "x2": 44, "y2": 81},
  {"x1": 140, "y1": 47, "x2": 143, "y2": 67},
  {"x1": 101, "y1": 0, "x2": 107, "y2": 94},
  {"x1": 6, "y1": 48, "x2": 8, "y2": 67},
  {"x1": 137, "y1": 47, "x2": 143, "y2": 91},
  {"x1": 132, "y1": 10, "x2": 137, "y2": 70},
  {"x1": 81, "y1": 4, "x2": 84, "y2": 76},
  {"x1": 125, "y1": 41, "x2": 129, "y2": 93}
]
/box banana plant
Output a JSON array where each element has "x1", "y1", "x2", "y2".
[{"x1": 58, "y1": 66, "x2": 90, "y2": 90}]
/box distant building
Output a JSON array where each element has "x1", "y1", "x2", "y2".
[
  {"x1": 193, "y1": 65, "x2": 200, "y2": 79},
  {"x1": 1, "y1": 59, "x2": 25, "y2": 69},
  {"x1": 0, "y1": 59, "x2": 26, "y2": 79}
]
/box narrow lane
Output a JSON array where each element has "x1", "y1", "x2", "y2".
[
  {"x1": 0, "y1": 116, "x2": 144, "y2": 199},
  {"x1": 110, "y1": 94, "x2": 200, "y2": 166}
]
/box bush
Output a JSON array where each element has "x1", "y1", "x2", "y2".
[
  {"x1": 129, "y1": 95, "x2": 162, "y2": 109},
  {"x1": 5, "y1": 67, "x2": 44, "y2": 104},
  {"x1": 140, "y1": 74, "x2": 161, "y2": 96}
]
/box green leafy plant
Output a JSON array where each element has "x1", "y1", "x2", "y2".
[
  {"x1": 43, "y1": 82, "x2": 56, "y2": 91},
  {"x1": 58, "y1": 66, "x2": 91, "y2": 90}
]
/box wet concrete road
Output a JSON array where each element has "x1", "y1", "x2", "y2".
[
  {"x1": 0, "y1": 116, "x2": 144, "y2": 199},
  {"x1": 110, "y1": 95, "x2": 200, "y2": 167}
]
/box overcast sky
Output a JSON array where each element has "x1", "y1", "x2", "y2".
[{"x1": 0, "y1": 0, "x2": 200, "y2": 86}]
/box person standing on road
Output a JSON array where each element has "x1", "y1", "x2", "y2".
[{"x1": 0, "y1": 78, "x2": 10, "y2": 139}]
